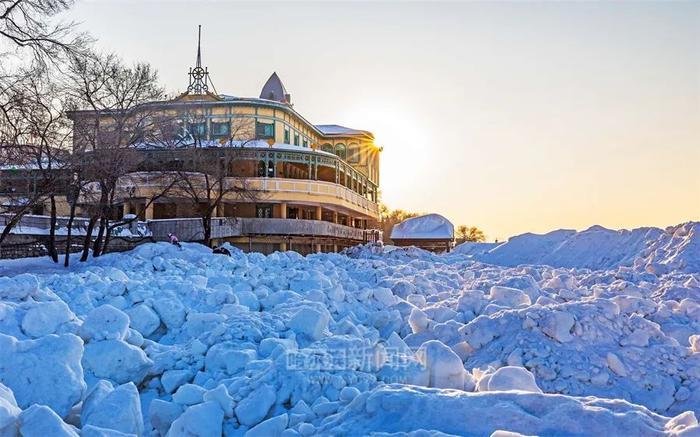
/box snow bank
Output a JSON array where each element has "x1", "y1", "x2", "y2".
[
  {"x1": 390, "y1": 214, "x2": 454, "y2": 240},
  {"x1": 318, "y1": 384, "x2": 699, "y2": 436},
  {"x1": 0, "y1": 220, "x2": 698, "y2": 435},
  {"x1": 455, "y1": 221, "x2": 700, "y2": 273}
]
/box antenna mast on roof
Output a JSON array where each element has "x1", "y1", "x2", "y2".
[{"x1": 187, "y1": 25, "x2": 215, "y2": 95}]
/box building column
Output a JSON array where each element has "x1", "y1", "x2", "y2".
[
  {"x1": 332, "y1": 211, "x2": 338, "y2": 224},
  {"x1": 280, "y1": 241, "x2": 287, "y2": 252},
  {"x1": 333, "y1": 243, "x2": 338, "y2": 252},
  {"x1": 280, "y1": 202, "x2": 287, "y2": 219},
  {"x1": 315, "y1": 243, "x2": 322, "y2": 253},
  {"x1": 315, "y1": 206, "x2": 322, "y2": 221},
  {"x1": 122, "y1": 202, "x2": 130, "y2": 218},
  {"x1": 145, "y1": 203, "x2": 154, "y2": 220},
  {"x1": 215, "y1": 202, "x2": 224, "y2": 217}
]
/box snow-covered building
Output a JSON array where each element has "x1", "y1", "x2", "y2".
[
  {"x1": 390, "y1": 214, "x2": 455, "y2": 252},
  {"x1": 2, "y1": 28, "x2": 382, "y2": 254}
]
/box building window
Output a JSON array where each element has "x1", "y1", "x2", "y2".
[
  {"x1": 293, "y1": 133, "x2": 299, "y2": 146},
  {"x1": 257, "y1": 160, "x2": 267, "y2": 177},
  {"x1": 188, "y1": 122, "x2": 207, "y2": 140},
  {"x1": 211, "y1": 121, "x2": 230, "y2": 139},
  {"x1": 256, "y1": 121, "x2": 275, "y2": 139},
  {"x1": 267, "y1": 161, "x2": 275, "y2": 177},
  {"x1": 348, "y1": 144, "x2": 360, "y2": 162},
  {"x1": 336, "y1": 144, "x2": 347, "y2": 160},
  {"x1": 302, "y1": 139, "x2": 308, "y2": 148},
  {"x1": 284, "y1": 128, "x2": 290, "y2": 144},
  {"x1": 321, "y1": 143, "x2": 333, "y2": 153},
  {"x1": 256, "y1": 205, "x2": 272, "y2": 218}
]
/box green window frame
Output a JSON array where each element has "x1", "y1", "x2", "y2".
[
  {"x1": 293, "y1": 133, "x2": 299, "y2": 146},
  {"x1": 284, "y1": 128, "x2": 290, "y2": 144},
  {"x1": 188, "y1": 122, "x2": 207, "y2": 140},
  {"x1": 256, "y1": 121, "x2": 275, "y2": 139},
  {"x1": 211, "y1": 121, "x2": 230, "y2": 139}
]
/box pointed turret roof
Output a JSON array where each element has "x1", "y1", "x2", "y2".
[{"x1": 260, "y1": 72, "x2": 291, "y2": 104}]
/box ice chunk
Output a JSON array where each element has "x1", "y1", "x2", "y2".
[
  {"x1": 203, "y1": 384, "x2": 234, "y2": 417},
  {"x1": 81, "y1": 382, "x2": 143, "y2": 436},
  {"x1": 416, "y1": 340, "x2": 467, "y2": 390},
  {"x1": 83, "y1": 339, "x2": 152, "y2": 384},
  {"x1": 125, "y1": 304, "x2": 161, "y2": 337},
  {"x1": 286, "y1": 307, "x2": 330, "y2": 341},
  {"x1": 606, "y1": 352, "x2": 627, "y2": 377},
  {"x1": 167, "y1": 401, "x2": 223, "y2": 437},
  {"x1": 489, "y1": 286, "x2": 531, "y2": 308},
  {"x1": 487, "y1": 366, "x2": 543, "y2": 393},
  {"x1": 161, "y1": 369, "x2": 193, "y2": 394},
  {"x1": 0, "y1": 333, "x2": 85, "y2": 418},
  {"x1": 236, "y1": 290, "x2": 260, "y2": 311},
  {"x1": 172, "y1": 384, "x2": 206, "y2": 406},
  {"x1": 18, "y1": 405, "x2": 78, "y2": 437},
  {"x1": 409, "y1": 308, "x2": 429, "y2": 334},
  {"x1": 235, "y1": 383, "x2": 276, "y2": 427},
  {"x1": 81, "y1": 425, "x2": 135, "y2": 437},
  {"x1": 80, "y1": 305, "x2": 130, "y2": 342},
  {"x1": 0, "y1": 274, "x2": 39, "y2": 300},
  {"x1": 690, "y1": 335, "x2": 700, "y2": 353},
  {"x1": 339, "y1": 387, "x2": 361, "y2": 403},
  {"x1": 149, "y1": 399, "x2": 183, "y2": 437},
  {"x1": 0, "y1": 383, "x2": 20, "y2": 436},
  {"x1": 540, "y1": 311, "x2": 575, "y2": 343},
  {"x1": 21, "y1": 301, "x2": 74, "y2": 338},
  {"x1": 152, "y1": 297, "x2": 186, "y2": 330},
  {"x1": 373, "y1": 288, "x2": 397, "y2": 307},
  {"x1": 245, "y1": 413, "x2": 288, "y2": 437}
]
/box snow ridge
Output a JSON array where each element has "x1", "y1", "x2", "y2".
[{"x1": 457, "y1": 221, "x2": 700, "y2": 273}]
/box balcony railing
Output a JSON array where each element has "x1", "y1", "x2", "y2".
[
  {"x1": 115, "y1": 173, "x2": 379, "y2": 216},
  {"x1": 3, "y1": 214, "x2": 382, "y2": 245},
  {"x1": 147, "y1": 217, "x2": 370, "y2": 242},
  {"x1": 242, "y1": 177, "x2": 378, "y2": 215}
]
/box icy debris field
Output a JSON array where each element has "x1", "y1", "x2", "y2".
[{"x1": 0, "y1": 222, "x2": 699, "y2": 436}]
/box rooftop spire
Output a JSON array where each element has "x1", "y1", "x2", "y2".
[{"x1": 187, "y1": 25, "x2": 209, "y2": 95}]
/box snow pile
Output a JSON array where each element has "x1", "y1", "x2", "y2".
[
  {"x1": 0, "y1": 223, "x2": 699, "y2": 436},
  {"x1": 390, "y1": 214, "x2": 454, "y2": 240},
  {"x1": 319, "y1": 384, "x2": 698, "y2": 436},
  {"x1": 456, "y1": 221, "x2": 700, "y2": 273}
]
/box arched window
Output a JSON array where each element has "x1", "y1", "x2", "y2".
[
  {"x1": 267, "y1": 161, "x2": 275, "y2": 177},
  {"x1": 257, "y1": 160, "x2": 267, "y2": 177},
  {"x1": 348, "y1": 144, "x2": 360, "y2": 162},
  {"x1": 335, "y1": 144, "x2": 346, "y2": 160},
  {"x1": 321, "y1": 143, "x2": 334, "y2": 154}
]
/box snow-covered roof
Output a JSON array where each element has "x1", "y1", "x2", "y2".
[
  {"x1": 315, "y1": 124, "x2": 370, "y2": 137},
  {"x1": 390, "y1": 214, "x2": 454, "y2": 240},
  {"x1": 133, "y1": 139, "x2": 337, "y2": 157}
]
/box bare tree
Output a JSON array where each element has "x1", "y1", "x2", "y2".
[
  {"x1": 168, "y1": 112, "x2": 264, "y2": 247},
  {"x1": 65, "y1": 52, "x2": 166, "y2": 260},
  {"x1": 0, "y1": 65, "x2": 71, "y2": 261},
  {"x1": 456, "y1": 225, "x2": 486, "y2": 244},
  {"x1": 0, "y1": 0, "x2": 89, "y2": 65}
]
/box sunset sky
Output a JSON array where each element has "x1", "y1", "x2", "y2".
[{"x1": 69, "y1": 1, "x2": 700, "y2": 241}]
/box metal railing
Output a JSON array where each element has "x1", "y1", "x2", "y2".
[
  {"x1": 147, "y1": 217, "x2": 370, "y2": 241},
  {"x1": 249, "y1": 178, "x2": 379, "y2": 214},
  {"x1": 114, "y1": 173, "x2": 379, "y2": 216}
]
